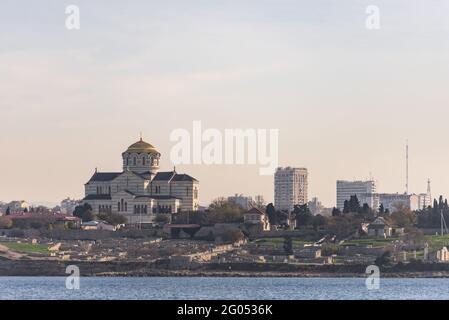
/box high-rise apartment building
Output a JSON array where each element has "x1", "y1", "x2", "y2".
[
  {"x1": 336, "y1": 180, "x2": 377, "y2": 211},
  {"x1": 274, "y1": 167, "x2": 308, "y2": 212}
]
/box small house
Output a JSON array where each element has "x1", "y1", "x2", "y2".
[
  {"x1": 367, "y1": 217, "x2": 404, "y2": 238},
  {"x1": 243, "y1": 207, "x2": 270, "y2": 231},
  {"x1": 81, "y1": 220, "x2": 117, "y2": 231}
]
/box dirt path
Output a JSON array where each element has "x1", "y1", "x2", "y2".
[{"x1": 0, "y1": 244, "x2": 26, "y2": 260}]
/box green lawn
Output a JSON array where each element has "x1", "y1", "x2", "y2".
[
  {"x1": 343, "y1": 237, "x2": 400, "y2": 248},
  {"x1": 0, "y1": 241, "x2": 50, "y2": 255},
  {"x1": 253, "y1": 238, "x2": 313, "y2": 247},
  {"x1": 421, "y1": 234, "x2": 449, "y2": 250}
]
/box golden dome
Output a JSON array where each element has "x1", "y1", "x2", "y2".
[{"x1": 125, "y1": 138, "x2": 159, "y2": 154}]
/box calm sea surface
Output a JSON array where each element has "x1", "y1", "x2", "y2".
[{"x1": 1, "y1": 277, "x2": 449, "y2": 300}]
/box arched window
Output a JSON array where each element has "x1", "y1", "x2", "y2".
[
  {"x1": 125, "y1": 202, "x2": 127, "y2": 211},
  {"x1": 133, "y1": 157, "x2": 137, "y2": 166},
  {"x1": 118, "y1": 201, "x2": 121, "y2": 212},
  {"x1": 142, "y1": 157, "x2": 146, "y2": 166}
]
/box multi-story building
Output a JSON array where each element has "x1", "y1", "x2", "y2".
[
  {"x1": 4, "y1": 200, "x2": 30, "y2": 214},
  {"x1": 82, "y1": 138, "x2": 199, "y2": 225},
  {"x1": 254, "y1": 195, "x2": 266, "y2": 208},
  {"x1": 307, "y1": 197, "x2": 332, "y2": 216},
  {"x1": 228, "y1": 194, "x2": 254, "y2": 210},
  {"x1": 418, "y1": 179, "x2": 432, "y2": 210},
  {"x1": 274, "y1": 167, "x2": 308, "y2": 213},
  {"x1": 228, "y1": 194, "x2": 266, "y2": 210},
  {"x1": 336, "y1": 180, "x2": 377, "y2": 211},
  {"x1": 378, "y1": 193, "x2": 419, "y2": 212},
  {"x1": 60, "y1": 198, "x2": 81, "y2": 215}
]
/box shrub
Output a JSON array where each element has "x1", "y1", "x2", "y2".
[
  {"x1": 220, "y1": 229, "x2": 244, "y2": 244},
  {"x1": 0, "y1": 216, "x2": 13, "y2": 229},
  {"x1": 98, "y1": 212, "x2": 127, "y2": 225},
  {"x1": 155, "y1": 214, "x2": 170, "y2": 224},
  {"x1": 8, "y1": 229, "x2": 25, "y2": 238}
]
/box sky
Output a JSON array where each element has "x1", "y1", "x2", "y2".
[{"x1": 1, "y1": 0, "x2": 449, "y2": 207}]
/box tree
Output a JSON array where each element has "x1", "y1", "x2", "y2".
[
  {"x1": 312, "y1": 214, "x2": 326, "y2": 231},
  {"x1": 327, "y1": 214, "x2": 364, "y2": 239},
  {"x1": 293, "y1": 204, "x2": 312, "y2": 227},
  {"x1": 97, "y1": 212, "x2": 127, "y2": 225},
  {"x1": 221, "y1": 229, "x2": 244, "y2": 244},
  {"x1": 389, "y1": 204, "x2": 416, "y2": 228},
  {"x1": 283, "y1": 236, "x2": 293, "y2": 255},
  {"x1": 73, "y1": 203, "x2": 95, "y2": 222},
  {"x1": 208, "y1": 197, "x2": 244, "y2": 223},
  {"x1": 417, "y1": 195, "x2": 449, "y2": 228},
  {"x1": 332, "y1": 207, "x2": 341, "y2": 216},
  {"x1": 375, "y1": 251, "x2": 392, "y2": 267},
  {"x1": 343, "y1": 195, "x2": 362, "y2": 213},
  {"x1": 348, "y1": 195, "x2": 361, "y2": 213},
  {"x1": 266, "y1": 203, "x2": 277, "y2": 225},
  {"x1": 361, "y1": 203, "x2": 370, "y2": 214},
  {"x1": 343, "y1": 200, "x2": 350, "y2": 214}
]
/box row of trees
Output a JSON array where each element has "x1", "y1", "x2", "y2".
[
  {"x1": 69, "y1": 193, "x2": 449, "y2": 232},
  {"x1": 173, "y1": 197, "x2": 245, "y2": 225},
  {"x1": 417, "y1": 196, "x2": 449, "y2": 228},
  {"x1": 73, "y1": 203, "x2": 127, "y2": 225}
]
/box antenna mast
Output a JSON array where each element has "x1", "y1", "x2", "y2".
[{"x1": 406, "y1": 140, "x2": 409, "y2": 194}]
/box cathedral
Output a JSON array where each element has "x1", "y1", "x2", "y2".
[{"x1": 82, "y1": 138, "x2": 199, "y2": 224}]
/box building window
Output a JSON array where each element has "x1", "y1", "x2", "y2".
[
  {"x1": 117, "y1": 202, "x2": 121, "y2": 212},
  {"x1": 133, "y1": 157, "x2": 136, "y2": 166},
  {"x1": 125, "y1": 202, "x2": 127, "y2": 211},
  {"x1": 142, "y1": 157, "x2": 146, "y2": 166}
]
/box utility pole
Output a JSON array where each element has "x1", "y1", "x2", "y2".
[{"x1": 440, "y1": 209, "x2": 449, "y2": 236}]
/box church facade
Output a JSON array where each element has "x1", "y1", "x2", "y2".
[{"x1": 82, "y1": 138, "x2": 199, "y2": 224}]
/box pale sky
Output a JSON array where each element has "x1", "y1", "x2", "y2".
[{"x1": 1, "y1": 1, "x2": 449, "y2": 207}]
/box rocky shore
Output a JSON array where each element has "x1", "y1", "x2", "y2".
[{"x1": 2, "y1": 257, "x2": 449, "y2": 278}]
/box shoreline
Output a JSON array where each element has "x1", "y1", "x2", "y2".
[
  {"x1": 3, "y1": 268, "x2": 449, "y2": 278},
  {"x1": 3, "y1": 257, "x2": 449, "y2": 278}
]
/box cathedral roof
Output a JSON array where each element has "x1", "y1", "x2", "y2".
[
  {"x1": 87, "y1": 172, "x2": 122, "y2": 182},
  {"x1": 153, "y1": 171, "x2": 176, "y2": 181},
  {"x1": 172, "y1": 173, "x2": 198, "y2": 182},
  {"x1": 152, "y1": 171, "x2": 198, "y2": 182},
  {"x1": 124, "y1": 138, "x2": 159, "y2": 154}
]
